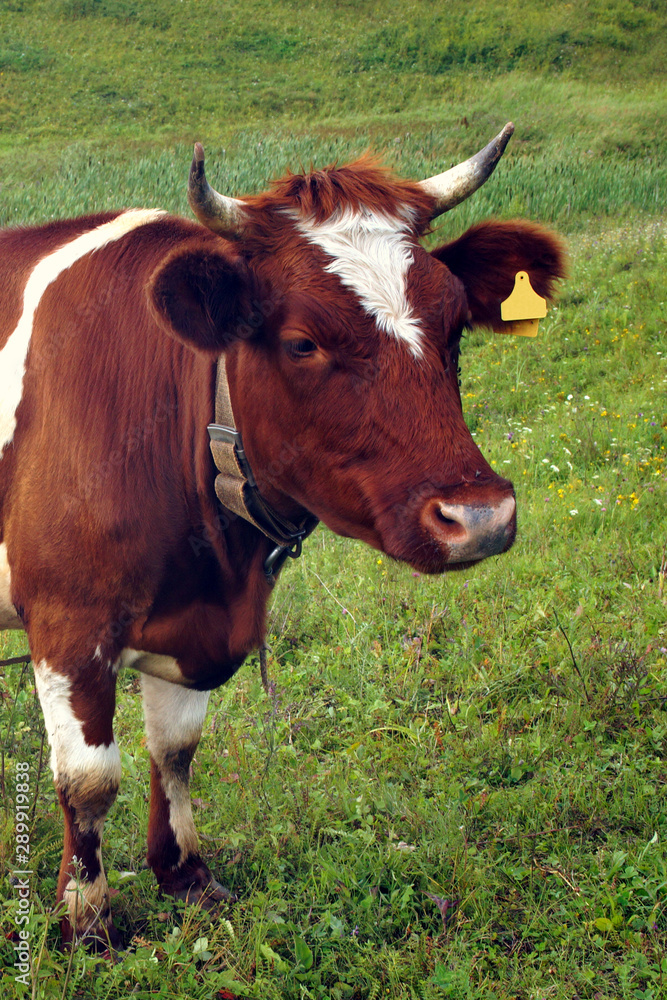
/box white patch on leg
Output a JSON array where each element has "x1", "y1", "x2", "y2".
[
  {"x1": 141, "y1": 672, "x2": 210, "y2": 863},
  {"x1": 34, "y1": 660, "x2": 119, "y2": 940},
  {"x1": 33, "y1": 660, "x2": 121, "y2": 826},
  {"x1": 120, "y1": 648, "x2": 188, "y2": 684},
  {"x1": 0, "y1": 209, "x2": 165, "y2": 456},
  {"x1": 158, "y1": 770, "x2": 200, "y2": 864},
  {"x1": 0, "y1": 542, "x2": 23, "y2": 629},
  {"x1": 290, "y1": 205, "x2": 424, "y2": 358},
  {"x1": 141, "y1": 672, "x2": 210, "y2": 758},
  {"x1": 64, "y1": 868, "x2": 111, "y2": 940}
]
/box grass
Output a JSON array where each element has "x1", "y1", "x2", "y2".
[
  {"x1": 0, "y1": 0, "x2": 664, "y2": 151},
  {"x1": 1, "y1": 0, "x2": 666, "y2": 997}
]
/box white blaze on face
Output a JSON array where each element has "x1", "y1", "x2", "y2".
[
  {"x1": 0, "y1": 209, "x2": 165, "y2": 458},
  {"x1": 141, "y1": 671, "x2": 210, "y2": 865},
  {"x1": 290, "y1": 205, "x2": 424, "y2": 358}
]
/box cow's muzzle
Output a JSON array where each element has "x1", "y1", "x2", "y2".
[
  {"x1": 420, "y1": 494, "x2": 516, "y2": 565},
  {"x1": 376, "y1": 481, "x2": 517, "y2": 573}
]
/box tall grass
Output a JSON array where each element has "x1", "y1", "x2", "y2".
[{"x1": 1, "y1": 119, "x2": 664, "y2": 232}]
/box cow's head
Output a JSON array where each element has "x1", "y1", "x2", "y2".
[{"x1": 149, "y1": 126, "x2": 565, "y2": 573}]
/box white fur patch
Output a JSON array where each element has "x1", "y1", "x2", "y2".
[
  {"x1": 0, "y1": 209, "x2": 165, "y2": 457},
  {"x1": 141, "y1": 672, "x2": 210, "y2": 760},
  {"x1": 291, "y1": 206, "x2": 424, "y2": 358},
  {"x1": 141, "y1": 673, "x2": 210, "y2": 863},
  {"x1": 64, "y1": 868, "x2": 110, "y2": 939},
  {"x1": 157, "y1": 771, "x2": 199, "y2": 865},
  {"x1": 0, "y1": 542, "x2": 22, "y2": 629},
  {"x1": 33, "y1": 660, "x2": 121, "y2": 801},
  {"x1": 120, "y1": 648, "x2": 188, "y2": 685}
]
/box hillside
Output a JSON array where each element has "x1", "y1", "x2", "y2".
[{"x1": 0, "y1": 1, "x2": 664, "y2": 159}]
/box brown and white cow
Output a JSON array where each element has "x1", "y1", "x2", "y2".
[{"x1": 0, "y1": 125, "x2": 564, "y2": 948}]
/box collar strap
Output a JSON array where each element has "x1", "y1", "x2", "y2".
[{"x1": 208, "y1": 359, "x2": 318, "y2": 583}]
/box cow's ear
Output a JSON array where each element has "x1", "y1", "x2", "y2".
[
  {"x1": 431, "y1": 220, "x2": 566, "y2": 332},
  {"x1": 148, "y1": 242, "x2": 254, "y2": 355}
]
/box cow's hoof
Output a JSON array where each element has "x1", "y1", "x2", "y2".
[
  {"x1": 156, "y1": 858, "x2": 237, "y2": 912},
  {"x1": 172, "y1": 877, "x2": 237, "y2": 911},
  {"x1": 62, "y1": 916, "x2": 123, "y2": 955},
  {"x1": 92, "y1": 943, "x2": 124, "y2": 969}
]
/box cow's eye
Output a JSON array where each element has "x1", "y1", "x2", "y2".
[{"x1": 284, "y1": 338, "x2": 319, "y2": 361}]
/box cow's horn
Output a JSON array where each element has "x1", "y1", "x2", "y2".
[
  {"x1": 187, "y1": 143, "x2": 247, "y2": 237},
  {"x1": 419, "y1": 122, "x2": 515, "y2": 219}
]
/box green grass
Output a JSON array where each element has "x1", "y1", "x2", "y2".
[
  {"x1": 0, "y1": 0, "x2": 664, "y2": 150},
  {"x1": 1, "y1": 0, "x2": 666, "y2": 997}
]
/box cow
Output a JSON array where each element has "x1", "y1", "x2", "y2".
[{"x1": 0, "y1": 123, "x2": 565, "y2": 949}]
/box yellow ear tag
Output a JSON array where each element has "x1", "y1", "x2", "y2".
[{"x1": 500, "y1": 271, "x2": 547, "y2": 337}]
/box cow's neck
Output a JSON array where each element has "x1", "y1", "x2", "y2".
[
  {"x1": 129, "y1": 346, "x2": 319, "y2": 687},
  {"x1": 119, "y1": 352, "x2": 272, "y2": 686}
]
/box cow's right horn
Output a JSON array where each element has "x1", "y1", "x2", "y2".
[
  {"x1": 419, "y1": 122, "x2": 515, "y2": 219},
  {"x1": 188, "y1": 143, "x2": 247, "y2": 237}
]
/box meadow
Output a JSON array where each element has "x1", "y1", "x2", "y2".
[{"x1": 0, "y1": 2, "x2": 666, "y2": 998}]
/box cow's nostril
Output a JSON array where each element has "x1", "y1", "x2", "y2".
[
  {"x1": 434, "y1": 508, "x2": 457, "y2": 526},
  {"x1": 421, "y1": 500, "x2": 467, "y2": 541}
]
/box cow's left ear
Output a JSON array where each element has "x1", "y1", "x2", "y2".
[
  {"x1": 431, "y1": 220, "x2": 567, "y2": 332},
  {"x1": 148, "y1": 241, "x2": 254, "y2": 355}
]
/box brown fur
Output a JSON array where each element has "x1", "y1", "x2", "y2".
[{"x1": 245, "y1": 153, "x2": 435, "y2": 229}]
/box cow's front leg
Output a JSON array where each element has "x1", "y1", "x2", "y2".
[
  {"x1": 141, "y1": 673, "x2": 231, "y2": 908},
  {"x1": 33, "y1": 658, "x2": 121, "y2": 950}
]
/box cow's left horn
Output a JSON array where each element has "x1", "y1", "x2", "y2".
[
  {"x1": 419, "y1": 122, "x2": 515, "y2": 219},
  {"x1": 187, "y1": 143, "x2": 247, "y2": 237}
]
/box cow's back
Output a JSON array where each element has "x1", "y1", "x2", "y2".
[
  {"x1": 0, "y1": 216, "x2": 120, "y2": 349},
  {"x1": 0, "y1": 212, "x2": 218, "y2": 643},
  {"x1": 0, "y1": 216, "x2": 120, "y2": 519}
]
